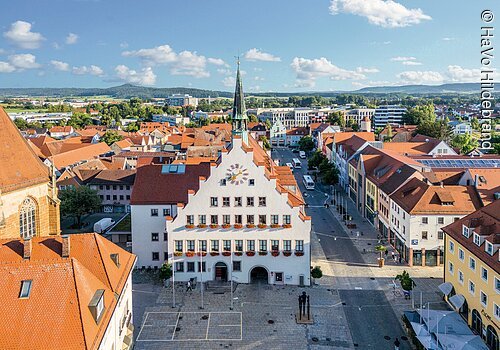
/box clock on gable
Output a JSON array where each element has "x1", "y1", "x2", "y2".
[{"x1": 225, "y1": 163, "x2": 249, "y2": 185}]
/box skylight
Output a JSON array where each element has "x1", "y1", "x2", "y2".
[{"x1": 19, "y1": 280, "x2": 32, "y2": 299}]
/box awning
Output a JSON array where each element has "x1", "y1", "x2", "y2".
[
  {"x1": 449, "y1": 294, "x2": 466, "y2": 310},
  {"x1": 438, "y1": 282, "x2": 453, "y2": 296}
]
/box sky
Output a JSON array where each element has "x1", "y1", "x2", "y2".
[{"x1": 0, "y1": 0, "x2": 498, "y2": 92}]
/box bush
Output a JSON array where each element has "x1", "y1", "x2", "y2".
[
  {"x1": 159, "y1": 262, "x2": 172, "y2": 280},
  {"x1": 311, "y1": 266, "x2": 323, "y2": 279}
]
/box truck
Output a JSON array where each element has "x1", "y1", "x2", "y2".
[{"x1": 93, "y1": 218, "x2": 115, "y2": 233}]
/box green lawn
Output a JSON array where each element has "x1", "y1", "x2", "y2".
[{"x1": 112, "y1": 214, "x2": 131, "y2": 232}]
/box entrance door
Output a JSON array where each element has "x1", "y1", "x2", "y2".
[
  {"x1": 214, "y1": 262, "x2": 227, "y2": 281},
  {"x1": 275, "y1": 272, "x2": 283, "y2": 284},
  {"x1": 471, "y1": 309, "x2": 482, "y2": 335}
]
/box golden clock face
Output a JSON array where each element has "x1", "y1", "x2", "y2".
[{"x1": 225, "y1": 163, "x2": 249, "y2": 185}]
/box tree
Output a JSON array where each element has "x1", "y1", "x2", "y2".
[
  {"x1": 375, "y1": 245, "x2": 387, "y2": 263},
  {"x1": 403, "y1": 104, "x2": 436, "y2": 125},
  {"x1": 328, "y1": 111, "x2": 345, "y2": 128},
  {"x1": 13, "y1": 118, "x2": 28, "y2": 130},
  {"x1": 417, "y1": 120, "x2": 452, "y2": 141},
  {"x1": 395, "y1": 270, "x2": 416, "y2": 292},
  {"x1": 264, "y1": 119, "x2": 272, "y2": 130},
  {"x1": 159, "y1": 262, "x2": 173, "y2": 280},
  {"x1": 298, "y1": 136, "x2": 315, "y2": 153},
  {"x1": 471, "y1": 117, "x2": 480, "y2": 131},
  {"x1": 59, "y1": 186, "x2": 102, "y2": 228},
  {"x1": 308, "y1": 151, "x2": 325, "y2": 169},
  {"x1": 101, "y1": 130, "x2": 123, "y2": 145},
  {"x1": 248, "y1": 114, "x2": 259, "y2": 123},
  {"x1": 450, "y1": 134, "x2": 479, "y2": 154},
  {"x1": 259, "y1": 136, "x2": 271, "y2": 151},
  {"x1": 311, "y1": 266, "x2": 323, "y2": 280}
]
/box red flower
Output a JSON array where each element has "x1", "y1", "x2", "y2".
[
  {"x1": 294, "y1": 251, "x2": 304, "y2": 256},
  {"x1": 222, "y1": 251, "x2": 231, "y2": 256},
  {"x1": 246, "y1": 251, "x2": 255, "y2": 256},
  {"x1": 210, "y1": 252, "x2": 220, "y2": 256}
]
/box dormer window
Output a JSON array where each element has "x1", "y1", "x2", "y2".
[
  {"x1": 89, "y1": 289, "x2": 105, "y2": 323},
  {"x1": 19, "y1": 280, "x2": 32, "y2": 299},
  {"x1": 462, "y1": 225, "x2": 470, "y2": 238},
  {"x1": 473, "y1": 233, "x2": 481, "y2": 246},
  {"x1": 485, "y1": 242, "x2": 493, "y2": 255}
]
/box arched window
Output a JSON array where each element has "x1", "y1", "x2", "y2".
[{"x1": 19, "y1": 198, "x2": 37, "y2": 239}]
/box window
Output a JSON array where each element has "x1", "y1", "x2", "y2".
[
  {"x1": 448, "y1": 262, "x2": 454, "y2": 274},
  {"x1": 486, "y1": 242, "x2": 494, "y2": 255},
  {"x1": 113, "y1": 185, "x2": 117, "y2": 190},
  {"x1": 223, "y1": 215, "x2": 231, "y2": 225},
  {"x1": 458, "y1": 249, "x2": 464, "y2": 261},
  {"x1": 104, "y1": 195, "x2": 110, "y2": 201},
  {"x1": 175, "y1": 240, "x2": 183, "y2": 252},
  {"x1": 220, "y1": 179, "x2": 227, "y2": 186},
  {"x1": 211, "y1": 240, "x2": 219, "y2": 252},
  {"x1": 235, "y1": 215, "x2": 242, "y2": 224},
  {"x1": 283, "y1": 240, "x2": 291, "y2": 251},
  {"x1": 175, "y1": 262, "x2": 184, "y2": 272},
  {"x1": 211, "y1": 215, "x2": 218, "y2": 225},
  {"x1": 421, "y1": 217, "x2": 428, "y2": 224},
  {"x1": 259, "y1": 240, "x2": 267, "y2": 252},
  {"x1": 187, "y1": 262, "x2": 195, "y2": 272},
  {"x1": 259, "y1": 215, "x2": 266, "y2": 225},
  {"x1": 199, "y1": 215, "x2": 206, "y2": 225},
  {"x1": 233, "y1": 261, "x2": 241, "y2": 272},
  {"x1": 151, "y1": 233, "x2": 159, "y2": 242},
  {"x1": 152, "y1": 252, "x2": 159, "y2": 261},
  {"x1": 164, "y1": 232, "x2": 168, "y2": 241},
  {"x1": 458, "y1": 271, "x2": 464, "y2": 284},
  {"x1": 462, "y1": 225, "x2": 470, "y2": 238},
  {"x1": 259, "y1": 197, "x2": 267, "y2": 207},
  {"x1": 113, "y1": 195, "x2": 117, "y2": 201},
  {"x1": 247, "y1": 215, "x2": 254, "y2": 224},
  {"x1": 469, "y1": 257, "x2": 476, "y2": 271},
  {"x1": 473, "y1": 233, "x2": 481, "y2": 246},
  {"x1": 19, "y1": 198, "x2": 37, "y2": 239},
  {"x1": 126, "y1": 185, "x2": 130, "y2": 190},
  {"x1": 495, "y1": 277, "x2": 500, "y2": 293},
  {"x1": 199, "y1": 240, "x2": 207, "y2": 252},
  {"x1": 222, "y1": 197, "x2": 230, "y2": 207},
  {"x1": 99, "y1": 185, "x2": 104, "y2": 190},
  {"x1": 234, "y1": 197, "x2": 242, "y2": 207},
  {"x1": 481, "y1": 267, "x2": 488, "y2": 281},
  {"x1": 235, "y1": 240, "x2": 243, "y2": 252},
  {"x1": 210, "y1": 197, "x2": 218, "y2": 207},
  {"x1": 437, "y1": 231, "x2": 444, "y2": 240},
  {"x1": 89, "y1": 290, "x2": 105, "y2": 323},
  {"x1": 449, "y1": 241, "x2": 455, "y2": 253},
  {"x1": 437, "y1": 217, "x2": 444, "y2": 225},
  {"x1": 186, "y1": 215, "x2": 194, "y2": 225},
  {"x1": 126, "y1": 195, "x2": 130, "y2": 200},
  {"x1": 151, "y1": 209, "x2": 158, "y2": 217},
  {"x1": 495, "y1": 304, "x2": 500, "y2": 321},
  {"x1": 271, "y1": 240, "x2": 279, "y2": 251},
  {"x1": 249, "y1": 179, "x2": 255, "y2": 186},
  {"x1": 119, "y1": 185, "x2": 124, "y2": 190},
  {"x1": 198, "y1": 261, "x2": 206, "y2": 272},
  {"x1": 247, "y1": 197, "x2": 254, "y2": 207},
  {"x1": 247, "y1": 240, "x2": 255, "y2": 251},
  {"x1": 106, "y1": 185, "x2": 110, "y2": 190},
  {"x1": 223, "y1": 240, "x2": 231, "y2": 252},
  {"x1": 19, "y1": 280, "x2": 32, "y2": 298},
  {"x1": 119, "y1": 195, "x2": 124, "y2": 200},
  {"x1": 187, "y1": 240, "x2": 195, "y2": 252},
  {"x1": 469, "y1": 280, "x2": 475, "y2": 295},
  {"x1": 271, "y1": 215, "x2": 279, "y2": 225},
  {"x1": 163, "y1": 208, "x2": 170, "y2": 217},
  {"x1": 296, "y1": 240, "x2": 304, "y2": 251},
  {"x1": 480, "y1": 291, "x2": 487, "y2": 306},
  {"x1": 283, "y1": 215, "x2": 291, "y2": 225},
  {"x1": 422, "y1": 231, "x2": 428, "y2": 240}
]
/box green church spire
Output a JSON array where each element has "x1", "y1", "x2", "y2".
[{"x1": 232, "y1": 57, "x2": 248, "y2": 140}]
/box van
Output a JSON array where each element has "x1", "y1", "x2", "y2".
[
  {"x1": 299, "y1": 151, "x2": 306, "y2": 159},
  {"x1": 94, "y1": 218, "x2": 115, "y2": 233}
]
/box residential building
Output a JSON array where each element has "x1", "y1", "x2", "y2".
[
  {"x1": 270, "y1": 119, "x2": 287, "y2": 147},
  {"x1": 382, "y1": 139, "x2": 458, "y2": 156},
  {"x1": 378, "y1": 124, "x2": 418, "y2": 142},
  {"x1": 450, "y1": 121, "x2": 474, "y2": 135},
  {"x1": 87, "y1": 169, "x2": 136, "y2": 213},
  {"x1": 345, "y1": 108, "x2": 375, "y2": 126},
  {"x1": 442, "y1": 201, "x2": 499, "y2": 350},
  {"x1": 286, "y1": 127, "x2": 308, "y2": 147},
  {"x1": 49, "y1": 125, "x2": 75, "y2": 139},
  {"x1": 152, "y1": 114, "x2": 190, "y2": 125},
  {"x1": 166, "y1": 94, "x2": 198, "y2": 107},
  {"x1": 373, "y1": 105, "x2": 408, "y2": 129}
]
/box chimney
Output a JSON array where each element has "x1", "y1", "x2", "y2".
[
  {"x1": 62, "y1": 235, "x2": 70, "y2": 258},
  {"x1": 440, "y1": 181, "x2": 444, "y2": 188},
  {"x1": 474, "y1": 174, "x2": 479, "y2": 187},
  {"x1": 23, "y1": 238, "x2": 32, "y2": 260}
]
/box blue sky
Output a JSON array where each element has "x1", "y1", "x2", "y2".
[{"x1": 0, "y1": 0, "x2": 498, "y2": 91}]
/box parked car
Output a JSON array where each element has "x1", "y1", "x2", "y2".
[
  {"x1": 94, "y1": 218, "x2": 115, "y2": 233},
  {"x1": 299, "y1": 151, "x2": 306, "y2": 159}
]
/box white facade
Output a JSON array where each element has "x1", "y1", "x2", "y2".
[
  {"x1": 373, "y1": 105, "x2": 407, "y2": 129},
  {"x1": 165, "y1": 137, "x2": 311, "y2": 285},
  {"x1": 270, "y1": 119, "x2": 287, "y2": 146},
  {"x1": 428, "y1": 141, "x2": 458, "y2": 156},
  {"x1": 346, "y1": 108, "x2": 375, "y2": 125}
]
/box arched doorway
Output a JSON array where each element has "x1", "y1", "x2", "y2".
[
  {"x1": 471, "y1": 309, "x2": 482, "y2": 335},
  {"x1": 214, "y1": 262, "x2": 227, "y2": 281},
  {"x1": 486, "y1": 325, "x2": 498, "y2": 350},
  {"x1": 250, "y1": 266, "x2": 269, "y2": 283},
  {"x1": 459, "y1": 299, "x2": 468, "y2": 322}
]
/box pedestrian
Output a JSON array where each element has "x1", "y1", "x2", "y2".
[
  {"x1": 385, "y1": 249, "x2": 388, "y2": 258},
  {"x1": 391, "y1": 251, "x2": 395, "y2": 262},
  {"x1": 399, "y1": 255, "x2": 402, "y2": 264},
  {"x1": 394, "y1": 337, "x2": 400, "y2": 350},
  {"x1": 186, "y1": 280, "x2": 192, "y2": 292}
]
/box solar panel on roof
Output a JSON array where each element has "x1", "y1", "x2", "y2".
[{"x1": 417, "y1": 158, "x2": 500, "y2": 168}]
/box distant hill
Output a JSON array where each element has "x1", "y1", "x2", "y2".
[{"x1": 0, "y1": 82, "x2": 490, "y2": 99}]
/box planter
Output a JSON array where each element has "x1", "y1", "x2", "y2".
[
  {"x1": 197, "y1": 252, "x2": 207, "y2": 257},
  {"x1": 222, "y1": 251, "x2": 231, "y2": 256},
  {"x1": 210, "y1": 224, "x2": 219, "y2": 229},
  {"x1": 185, "y1": 251, "x2": 195, "y2": 257},
  {"x1": 270, "y1": 224, "x2": 280, "y2": 229},
  {"x1": 378, "y1": 258, "x2": 385, "y2": 268},
  {"x1": 246, "y1": 251, "x2": 255, "y2": 256},
  {"x1": 271, "y1": 251, "x2": 280, "y2": 257},
  {"x1": 258, "y1": 251, "x2": 268, "y2": 256},
  {"x1": 246, "y1": 224, "x2": 255, "y2": 228},
  {"x1": 283, "y1": 250, "x2": 292, "y2": 257},
  {"x1": 222, "y1": 224, "x2": 231, "y2": 229},
  {"x1": 185, "y1": 224, "x2": 195, "y2": 229},
  {"x1": 294, "y1": 251, "x2": 304, "y2": 257},
  {"x1": 282, "y1": 224, "x2": 292, "y2": 228},
  {"x1": 174, "y1": 252, "x2": 183, "y2": 257},
  {"x1": 234, "y1": 252, "x2": 243, "y2": 256},
  {"x1": 197, "y1": 224, "x2": 207, "y2": 229},
  {"x1": 233, "y1": 224, "x2": 243, "y2": 229},
  {"x1": 210, "y1": 252, "x2": 220, "y2": 256},
  {"x1": 257, "y1": 224, "x2": 267, "y2": 229}
]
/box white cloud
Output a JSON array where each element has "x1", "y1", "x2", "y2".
[
  {"x1": 254, "y1": 76, "x2": 265, "y2": 81},
  {"x1": 3, "y1": 20, "x2": 45, "y2": 49},
  {"x1": 352, "y1": 80, "x2": 392, "y2": 88},
  {"x1": 0, "y1": 49, "x2": 6, "y2": 55},
  {"x1": 207, "y1": 57, "x2": 227, "y2": 66},
  {"x1": 356, "y1": 67, "x2": 379, "y2": 73},
  {"x1": 248, "y1": 85, "x2": 261, "y2": 92},
  {"x1": 52, "y1": 42, "x2": 61, "y2": 50},
  {"x1": 65, "y1": 33, "x2": 78, "y2": 45},
  {"x1": 391, "y1": 56, "x2": 416, "y2": 62},
  {"x1": 442, "y1": 37, "x2": 454, "y2": 41},
  {"x1": 50, "y1": 60, "x2": 70, "y2": 71},
  {"x1": 291, "y1": 57, "x2": 365, "y2": 88},
  {"x1": 119, "y1": 42, "x2": 129, "y2": 49},
  {"x1": 329, "y1": 0, "x2": 431, "y2": 28},
  {"x1": 222, "y1": 76, "x2": 236, "y2": 87},
  {"x1": 9, "y1": 54, "x2": 40, "y2": 69},
  {"x1": 114, "y1": 65, "x2": 156, "y2": 85},
  {"x1": 244, "y1": 48, "x2": 281, "y2": 62},
  {"x1": 217, "y1": 68, "x2": 232, "y2": 76},
  {"x1": 397, "y1": 70, "x2": 443, "y2": 84},
  {"x1": 402, "y1": 61, "x2": 422, "y2": 66},
  {"x1": 0, "y1": 61, "x2": 16, "y2": 73},
  {"x1": 446, "y1": 65, "x2": 480, "y2": 82},
  {"x1": 123, "y1": 44, "x2": 177, "y2": 65},
  {"x1": 72, "y1": 65, "x2": 104, "y2": 76}
]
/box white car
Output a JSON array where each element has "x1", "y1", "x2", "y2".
[
  {"x1": 286, "y1": 162, "x2": 293, "y2": 170},
  {"x1": 299, "y1": 151, "x2": 306, "y2": 159}
]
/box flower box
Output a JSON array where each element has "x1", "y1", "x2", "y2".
[
  {"x1": 283, "y1": 250, "x2": 292, "y2": 257},
  {"x1": 185, "y1": 251, "x2": 195, "y2": 257},
  {"x1": 233, "y1": 224, "x2": 243, "y2": 229},
  {"x1": 257, "y1": 224, "x2": 267, "y2": 229},
  {"x1": 246, "y1": 224, "x2": 256, "y2": 228},
  {"x1": 222, "y1": 224, "x2": 231, "y2": 229},
  {"x1": 174, "y1": 252, "x2": 183, "y2": 257},
  {"x1": 294, "y1": 251, "x2": 304, "y2": 257},
  {"x1": 185, "y1": 224, "x2": 195, "y2": 229},
  {"x1": 222, "y1": 251, "x2": 231, "y2": 256},
  {"x1": 197, "y1": 252, "x2": 207, "y2": 257},
  {"x1": 210, "y1": 224, "x2": 219, "y2": 229},
  {"x1": 258, "y1": 251, "x2": 268, "y2": 256},
  {"x1": 270, "y1": 224, "x2": 280, "y2": 229},
  {"x1": 210, "y1": 252, "x2": 220, "y2": 256},
  {"x1": 197, "y1": 224, "x2": 207, "y2": 228},
  {"x1": 234, "y1": 252, "x2": 243, "y2": 256},
  {"x1": 282, "y1": 224, "x2": 292, "y2": 228},
  {"x1": 271, "y1": 251, "x2": 280, "y2": 257},
  {"x1": 246, "y1": 251, "x2": 255, "y2": 256}
]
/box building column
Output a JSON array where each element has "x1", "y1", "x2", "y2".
[
  {"x1": 437, "y1": 248, "x2": 441, "y2": 266},
  {"x1": 408, "y1": 248, "x2": 413, "y2": 267},
  {"x1": 387, "y1": 228, "x2": 391, "y2": 246},
  {"x1": 421, "y1": 248, "x2": 426, "y2": 267}
]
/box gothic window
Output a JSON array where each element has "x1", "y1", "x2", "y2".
[{"x1": 19, "y1": 198, "x2": 37, "y2": 239}]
